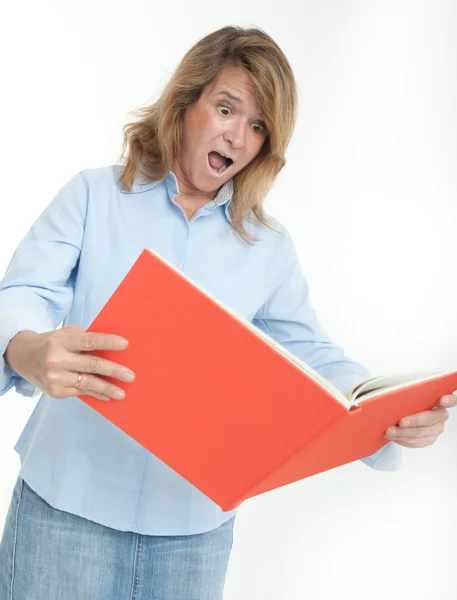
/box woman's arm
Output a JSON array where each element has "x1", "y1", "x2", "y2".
[
  {"x1": 0, "y1": 171, "x2": 88, "y2": 396},
  {"x1": 252, "y1": 227, "x2": 401, "y2": 471}
]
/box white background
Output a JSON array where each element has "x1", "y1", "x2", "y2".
[{"x1": 1, "y1": 1, "x2": 456, "y2": 598}]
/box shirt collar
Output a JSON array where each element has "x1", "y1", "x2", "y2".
[
  {"x1": 119, "y1": 167, "x2": 234, "y2": 211},
  {"x1": 118, "y1": 167, "x2": 161, "y2": 194}
]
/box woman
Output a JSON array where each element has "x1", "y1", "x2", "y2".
[{"x1": 0, "y1": 25, "x2": 453, "y2": 600}]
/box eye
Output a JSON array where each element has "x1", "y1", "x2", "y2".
[
  {"x1": 252, "y1": 123, "x2": 267, "y2": 135},
  {"x1": 217, "y1": 104, "x2": 232, "y2": 116}
]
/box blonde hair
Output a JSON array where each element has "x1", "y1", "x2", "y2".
[{"x1": 118, "y1": 25, "x2": 298, "y2": 243}]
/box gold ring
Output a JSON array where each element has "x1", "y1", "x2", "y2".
[{"x1": 74, "y1": 373, "x2": 82, "y2": 389}]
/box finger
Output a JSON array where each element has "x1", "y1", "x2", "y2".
[
  {"x1": 399, "y1": 407, "x2": 448, "y2": 428},
  {"x1": 73, "y1": 373, "x2": 126, "y2": 399},
  {"x1": 65, "y1": 387, "x2": 112, "y2": 401},
  {"x1": 46, "y1": 369, "x2": 126, "y2": 400},
  {"x1": 394, "y1": 436, "x2": 436, "y2": 448},
  {"x1": 54, "y1": 351, "x2": 135, "y2": 383},
  {"x1": 62, "y1": 330, "x2": 129, "y2": 353},
  {"x1": 439, "y1": 394, "x2": 457, "y2": 408},
  {"x1": 49, "y1": 385, "x2": 111, "y2": 401},
  {"x1": 386, "y1": 423, "x2": 445, "y2": 440},
  {"x1": 86, "y1": 391, "x2": 111, "y2": 402}
]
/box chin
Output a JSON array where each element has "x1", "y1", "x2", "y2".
[{"x1": 193, "y1": 171, "x2": 225, "y2": 194}]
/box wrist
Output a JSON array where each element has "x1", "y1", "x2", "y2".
[{"x1": 5, "y1": 330, "x2": 39, "y2": 373}]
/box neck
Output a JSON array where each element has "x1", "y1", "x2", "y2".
[{"x1": 172, "y1": 162, "x2": 219, "y2": 205}]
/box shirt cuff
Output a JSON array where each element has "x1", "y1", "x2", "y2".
[
  {"x1": 0, "y1": 308, "x2": 48, "y2": 397},
  {"x1": 360, "y1": 441, "x2": 403, "y2": 471}
]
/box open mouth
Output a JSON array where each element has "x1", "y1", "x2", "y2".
[{"x1": 207, "y1": 151, "x2": 234, "y2": 176}]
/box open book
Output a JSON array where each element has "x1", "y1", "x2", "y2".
[{"x1": 78, "y1": 249, "x2": 457, "y2": 510}]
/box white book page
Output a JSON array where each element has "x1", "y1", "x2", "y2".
[{"x1": 350, "y1": 367, "x2": 456, "y2": 404}]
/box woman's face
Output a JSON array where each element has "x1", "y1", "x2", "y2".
[{"x1": 175, "y1": 66, "x2": 268, "y2": 196}]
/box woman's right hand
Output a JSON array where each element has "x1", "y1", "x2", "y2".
[{"x1": 5, "y1": 324, "x2": 135, "y2": 401}]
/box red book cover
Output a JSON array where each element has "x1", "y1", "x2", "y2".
[{"x1": 78, "y1": 249, "x2": 457, "y2": 510}]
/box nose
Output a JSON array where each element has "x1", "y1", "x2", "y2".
[{"x1": 223, "y1": 120, "x2": 246, "y2": 149}]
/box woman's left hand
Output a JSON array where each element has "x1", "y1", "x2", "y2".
[{"x1": 384, "y1": 394, "x2": 457, "y2": 448}]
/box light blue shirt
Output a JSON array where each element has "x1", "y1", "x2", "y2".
[{"x1": 0, "y1": 165, "x2": 401, "y2": 535}]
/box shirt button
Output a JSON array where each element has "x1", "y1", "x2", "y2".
[{"x1": 175, "y1": 263, "x2": 184, "y2": 270}]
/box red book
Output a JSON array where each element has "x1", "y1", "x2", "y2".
[{"x1": 78, "y1": 249, "x2": 457, "y2": 510}]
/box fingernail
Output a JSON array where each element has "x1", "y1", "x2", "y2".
[
  {"x1": 117, "y1": 338, "x2": 129, "y2": 348},
  {"x1": 400, "y1": 419, "x2": 411, "y2": 427},
  {"x1": 114, "y1": 390, "x2": 125, "y2": 399},
  {"x1": 441, "y1": 396, "x2": 451, "y2": 406},
  {"x1": 122, "y1": 370, "x2": 135, "y2": 382}
]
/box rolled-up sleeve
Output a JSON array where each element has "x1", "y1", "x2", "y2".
[
  {"x1": 252, "y1": 227, "x2": 401, "y2": 471},
  {"x1": 0, "y1": 171, "x2": 88, "y2": 396}
]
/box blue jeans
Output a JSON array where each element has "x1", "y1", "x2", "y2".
[{"x1": 0, "y1": 476, "x2": 235, "y2": 600}]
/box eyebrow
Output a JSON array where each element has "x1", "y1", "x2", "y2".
[
  {"x1": 215, "y1": 90, "x2": 243, "y2": 104},
  {"x1": 214, "y1": 90, "x2": 266, "y2": 124}
]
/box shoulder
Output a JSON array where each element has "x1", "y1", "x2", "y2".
[
  {"x1": 53, "y1": 164, "x2": 120, "y2": 199},
  {"x1": 43, "y1": 165, "x2": 123, "y2": 223},
  {"x1": 246, "y1": 210, "x2": 297, "y2": 260},
  {"x1": 78, "y1": 164, "x2": 122, "y2": 190}
]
